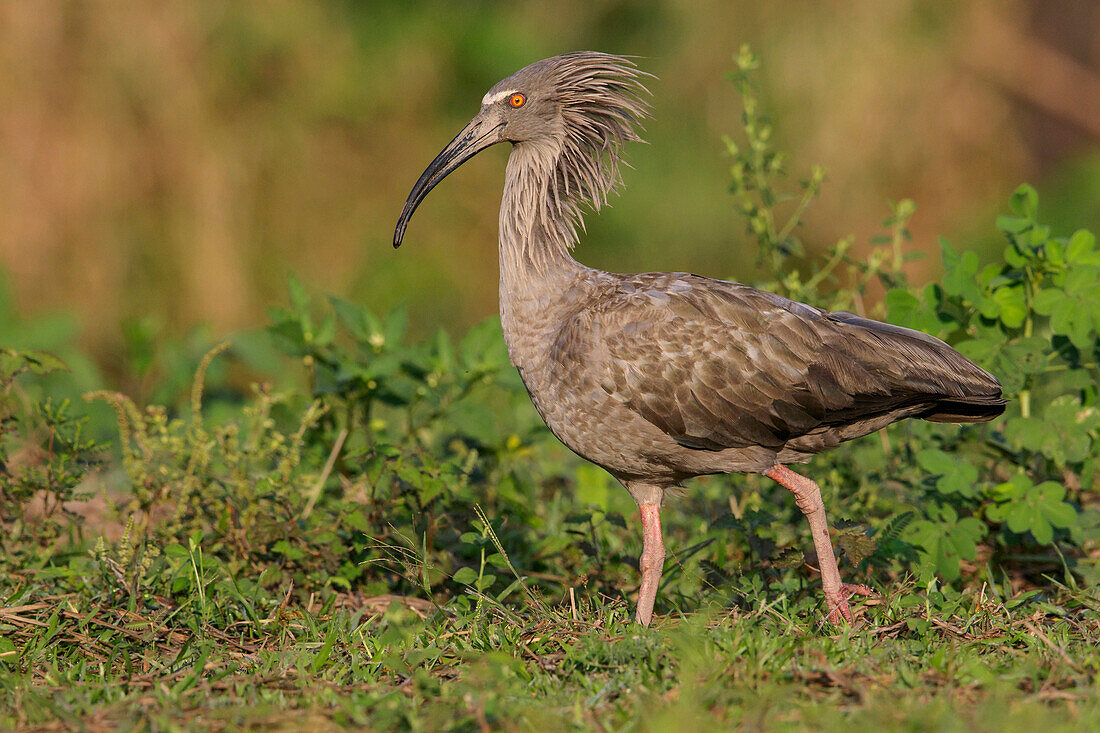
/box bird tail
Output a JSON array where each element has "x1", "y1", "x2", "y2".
[
  {"x1": 825, "y1": 309, "x2": 1008, "y2": 425},
  {"x1": 920, "y1": 395, "x2": 1008, "y2": 423}
]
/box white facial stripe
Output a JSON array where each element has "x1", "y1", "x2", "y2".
[{"x1": 481, "y1": 88, "x2": 519, "y2": 106}]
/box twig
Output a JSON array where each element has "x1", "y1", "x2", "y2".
[
  {"x1": 1023, "y1": 619, "x2": 1082, "y2": 672},
  {"x1": 302, "y1": 427, "x2": 348, "y2": 519}
]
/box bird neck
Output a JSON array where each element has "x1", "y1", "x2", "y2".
[{"x1": 498, "y1": 140, "x2": 589, "y2": 298}]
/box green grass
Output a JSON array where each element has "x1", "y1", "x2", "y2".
[{"x1": 3, "y1": 572, "x2": 1098, "y2": 731}]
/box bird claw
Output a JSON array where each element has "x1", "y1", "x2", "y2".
[{"x1": 824, "y1": 583, "x2": 876, "y2": 624}]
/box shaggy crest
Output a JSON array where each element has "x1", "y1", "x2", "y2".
[{"x1": 501, "y1": 52, "x2": 652, "y2": 261}]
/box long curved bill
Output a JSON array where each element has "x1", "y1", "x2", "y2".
[{"x1": 393, "y1": 115, "x2": 505, "y2": 248}]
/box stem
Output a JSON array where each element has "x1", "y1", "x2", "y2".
[
  {"x1": 775, "y1": 169, "x2": 824, "y2": 245},
  {"x1": 803, "y1": 239, "x2": 849, "y2": 293},
  {"x1": 1017, "y1": 265, "x2": 1040, "y2": 419},
  {"x1": 475, "y1": 544, "x2": 486, "y2": 616},
  {"x1": 1042, "y1": 362, "x2": 1098, "y2": 373}
]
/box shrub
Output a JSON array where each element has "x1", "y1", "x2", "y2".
[{"x1": 725, "y1": 44, "x2": 1098, "y2": 591}]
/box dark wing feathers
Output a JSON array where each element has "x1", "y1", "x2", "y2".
[{"x1": 591, "y1": 274, "x2": 1005, "y2": 454}]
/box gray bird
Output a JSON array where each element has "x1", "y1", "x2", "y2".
[{"x1": 394, "y1": 52, "x2": 1005, "y2": 625}]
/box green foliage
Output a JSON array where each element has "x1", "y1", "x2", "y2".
[
  {"x1": 986, "y1": 475, "x2": 1078, "y2": 547},
  {"x1": 3, "y1": 574, "x2": 1100, "y2": 730},
  {"x1": 267, "y1": 274, "x2": 546, "y2": 457},
  {"x1": 726, "y1": 45, "x2": 916, "y2": 309},
  {"x1": 81, "y1": 343, "x2": 391, "y2": 596},
  {"x1": 906, "y1": 506, "x2": 985, "y2": 583},
  {"x1": 882, "y1": 186, "x2": 1099, "y2": 579},
  {"x1": 724, "y1": 45, "x2": 826, "y2": 274},
  {"x1": 1, "y1": 349, "x2": 104, "y2": 564},
  {"x1": 916, "y1": 448, "x2": 979, "y2": 497},
  {"x1": 726, "y1": 49, "x2": 1097, "y2": 587},
  {"x1": 262, "y1": 279, "x2": 639, "y2": 604}
]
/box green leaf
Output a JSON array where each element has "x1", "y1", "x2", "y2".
[
  {"x1": 955, "y1": 332, "x2": 1044, "y2": 395},
  {"x1": 988, "y1": 284, "x2": 1027, "y2": 329},
  {"x1": 163, "y1": 544, "x2": 189, "y2": 559},
  {"x1": 383, "y1": 304, "x2": 409, "y2": 344},
  {"x1": 916, "y1": 448, "x2": 955, "y2": 475},
  {"x1": 987, "y1": 473, "x2": 1029, "y2": 506},
  {"x1": 711, "y1": 513, "x2": 741, "y2": 530},
  {"x1": 990, "y1": 476, "x2": 1079, "y2": 546},
  {"x1": 575, "y1": 464, "x2": 613, "y2": 507},
  {"x1": 940, "y1": 239, "x2": 982, "y2": 303},
  {"x1": 1009, "y1": 184, "x2": 1039, "y2": 219},
  {"x1": 486, "y1": 553, "x2": 510, "y2": 569},
  {"x1": 447, "y1": 401, "x2": 499, "y2": 446},
  {"x1": 287, "y1": 274, "x2": 310, "y2": 317},
  {"x1": 313, "y1": 314, "x2": 337, "y2": 347},
  {"x1": 906, "y1": 507, "x2": 985, "y2": 582},
  {"x1": 21, "y1": 350, "x2": 70, "y2": 375},
  {"x1": 0, "y1": 636, "x2": 17, "y2": 666},
  {"x1": 1010, "y1": 396, "x2": 1100, "y2": 464},
  {"x1": 1036, "y1": 482, "x2": 1078, "y2": 529},
  {"x1": 1032, "y1": 267, "x2": 1100, "y2": 349},
  {"x1": 310, "y1": 626, "x2": 337, "y2": 672},
  {"x1": 604, "y1": 511, "x2": 628, "y2": 528},
  {"x1": 953, "y1": 330, "x2": 1006, "y2": 364},
  {"x1": 1065, "y1": 229, "x2": 1100, "y2": 265},
  {"x1": 916, "y1": 449, "x2": 978, "y2": 497},
  {"x1": 1000, "y1": 337, "x2": 1048, "y2": 376},
  {"x1": 452, "y1": 567, "x2": 479, "y2": 585},
  {"x1": 460, "y1": 318, "x2": 510, "y2": 371},
  {"x1": 328, "y1": 296, "x2": 370, "y2": 340},
  {"x1": 271, "y1": 540, "x2": 305, "y2": 560},
  {"x1": 0, "y1": 348, "x2": 71, "y2": 379},
  {"x1": 1003, "y1": 242, "x2": 1028, "y2": 268},
  {"x1": 996, "y1": 216, "x2": 1031, "y2": 235},
  {"x1": 886, "y1": 287, "x2": 948, "y2": 337},
  {"x1": 433, "y1": 329, "x2": 455, "y2": 371},
  {"x1": 1004, "y1": 501, "x2": 1035, "y2": 537}
]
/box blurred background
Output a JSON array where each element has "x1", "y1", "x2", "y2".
[{"x1": 2, "y1": 0, "x2": 1099, "y2": 388}]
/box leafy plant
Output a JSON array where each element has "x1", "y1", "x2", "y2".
[
  {"x1": 883, "y1": 186, "x2": 1099, "y2": 581},
  {"x1": 82, "y1": 344, "x2": 357, "y2": 592},
  {"x1": 1, "y1": 349, "x2": 103, "y2": 564},
  {"x1": 726, "y1": 48, "x2": 1098, "y2": 588}
]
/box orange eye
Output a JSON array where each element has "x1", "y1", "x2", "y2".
[{"x1": 508, "y1": 93, "x2": 526, "y2": 108}]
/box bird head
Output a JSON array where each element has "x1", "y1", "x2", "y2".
[{"x1": 394, "y1": 52, "x2": 651, "y2": 248}]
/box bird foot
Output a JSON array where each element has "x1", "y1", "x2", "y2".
[{"x1": 824, "y1": 583, "x2": 876, "y2": 624}]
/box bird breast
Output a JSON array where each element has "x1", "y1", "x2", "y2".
[{"x1": 497, "y1": 275, "x2": 702, "y2": 482}]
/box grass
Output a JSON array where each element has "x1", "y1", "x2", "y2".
[{"x1": 3, "y1": 551, "x2": 1099, "y2": 731}]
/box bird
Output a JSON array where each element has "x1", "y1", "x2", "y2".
[{"x1": 393, "y1": 52, "x2": 1006, "y2": 626}]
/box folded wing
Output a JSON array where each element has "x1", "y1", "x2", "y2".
[{"x1": 582, "y1": 274, "x2": 1005, "y2": 454}]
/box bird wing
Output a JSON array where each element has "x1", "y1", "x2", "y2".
[{"x1": 564, "y1": 273, "x2": 1002, "y2": 452}]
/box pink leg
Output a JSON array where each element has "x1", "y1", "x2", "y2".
[
  {"x1": 765, "y1": 465, "x2": 874, "y2": 623},
  {"x1": 635, "y1": 501, "x2": 665, "y2": 626}
]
